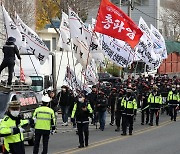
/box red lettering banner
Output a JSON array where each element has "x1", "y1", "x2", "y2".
[{"x1": 94, "y1": 0, "x2": 143, "y2": 48}]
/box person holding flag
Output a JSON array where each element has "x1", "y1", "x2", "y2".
[{"x1": 0, "y1": 37, "x2": 21, "y2": 86}]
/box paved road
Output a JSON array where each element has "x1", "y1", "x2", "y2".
[{"x1": 25, "y1": 112, "x2": 180, "y2": 154}]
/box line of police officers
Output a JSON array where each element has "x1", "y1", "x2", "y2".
[{"x1": 0, "y1": 76, "x2": 179, "y2": 153}]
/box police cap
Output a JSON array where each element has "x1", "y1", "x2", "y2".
[
  {"x1": 153, "y1": 85, "x2": 158, "y2": 90},
  {"x1": 9, "y1": 101, "x2": 20, "y2": 109},
  {"x1": 92, "y1": 85, "x2": 96, "y2": 88},
  {"x1": 42, "y1": 94, "x2": 51, "y2": 103},
  {"x1": 172, "y1": 85, "x2": 176, "y2": 88},
  {"x1": 126, "y1": 88, "x2": 133, "y2": 92}
]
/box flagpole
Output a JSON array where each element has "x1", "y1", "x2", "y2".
[
  {"x1": 91, "y1": 0, "x2": 103, "y2": 93},
  {"x1": 80, "y1": 0, "x2": 103, "y2": 92},
  {"x1": 19, "y1": 59, "x2": 22, "y2": 84},
  {"x1": 55, "y1": 48, "x2": 64, "y2": 89},
  {"x1": 1, "y1": 4, "x2": 8, "y2": 39},
  {"x1": 123, "y1": 0, "x2": 132, "y2": 79}
]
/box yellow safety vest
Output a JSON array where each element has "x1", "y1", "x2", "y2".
[
  {"x1": 33, "y1": 106, "x2": 55, "y2": 130},
  {"x1": 167, "y1": 91, "x2": 179, "y2": 101},
  {"x1": 0, "y1": 116, "x2": 29, "y2": 152}
]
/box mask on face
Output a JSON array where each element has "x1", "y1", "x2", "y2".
[
  {"x1": 78, "y1": 98, "x2": 84, "y2": 102},
  {"x1": 10, "y1": 111, "x2": 20, "y2": 117},
  {"x1": 153, "y1": 90, "x2": 157, "y2": 94},
  {"x1": 61, "y1": 88, "x2": 66, "y2": 92}
]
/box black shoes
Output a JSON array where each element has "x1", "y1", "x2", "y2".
[
  {"x1": 99, "y1": 127, "x2": 104, "y2": 131},
  {"x1": 115, "y1": 127, "x2": 120, "y2": 132},
  {"x1": 78, "y1": 143, "x2": 88, "y2": 148},
  {"x1": 85, "y1": 143, "x2": 88, "y2": 147},
  {"x1": 109, "y1": 123, "x2": 114, "y2": 126},
  {"x1": 129, "y1": 133, "x2": 132, "y2": 135},
  {"x1": 141, "y1": 122, "x2": 144, "y2": 125},
  {"x1": 121, "y1": 133, "x2": 127, "y2": 136},
  {"x1": 78, "y1": 145, "x2": 84, "y2": 148},
  {"x1": 149, "y1": 123, "x2": 153, "y2": 126}
]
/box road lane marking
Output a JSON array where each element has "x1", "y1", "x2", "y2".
[{"x1": 53, "y1": 118, "x2": 179, "y2": 154}]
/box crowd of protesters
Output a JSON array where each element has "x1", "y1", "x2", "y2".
[{"x1": 46, "y1": 74, "x2": 179, "y2": 148}]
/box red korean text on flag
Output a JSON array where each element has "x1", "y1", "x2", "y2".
[{"x1": 94, "y1": 0, "x2": 143, "y2": 48}]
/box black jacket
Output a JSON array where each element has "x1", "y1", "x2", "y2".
[
  {"x1": 57, "y1": 91, "x2": 70, "y2": 106},
  {"x1": 3, "y1": 42, "x2": 21, "y2": 61},
  {"x1": 75, "y1": 101, "x2": 92, "y2": 123},
  {"x1": 96, "y1": 95, "x2": 108, "y2": 112},
  {"x1": 87, "y1": 92, "x2": 97, "y2": 110},
  {"x1": 49, "y1": 97, "x2": 59, "y2": 112}
]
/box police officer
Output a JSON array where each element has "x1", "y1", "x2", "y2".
[
  {"x1": 148, "y1": 86, "x2": 162, "y2": 126},
  {"x1": 121, "y1": 89, "x2": 137, "y2": 136},
  {"x1": 167, "y1": 85, "x2": 180, "y2": 121},
  {"x1": 0, "y1": 101, "x2": 32, "y2": 154},
  {"x1": 33, "y1": 95, "x2": 56, "y2": 154},
  {"x1": 0, "y1": 37, "x2": 21, "y2": 86},
  {"x1": 71, "y1": 93, "x2": 93, "y2": 148}
]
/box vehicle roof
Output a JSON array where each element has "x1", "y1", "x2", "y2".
[{"x1": 0, "y1": 85, "x2": 34, "y2": 94}]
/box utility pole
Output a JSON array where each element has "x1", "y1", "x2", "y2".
[{"x1": 128, "y1": 0, "x2": 132, "y2": 17}]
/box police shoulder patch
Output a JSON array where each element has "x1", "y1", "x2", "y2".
[{"x1": 4, "y1": 116, "x2": 9, "y2": 121}]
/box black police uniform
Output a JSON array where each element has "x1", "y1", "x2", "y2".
[
  {"x1": 71, "y1": 100, "x2": 93, "y2": 148},
  {"x1": 121, "y1": 93, "x2": 137, "y2": 135},
  {"x1": 0, "y1": 37, "x2": 21, "y2": 85}
]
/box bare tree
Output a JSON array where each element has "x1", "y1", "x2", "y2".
[
  {"x1": 36, "y1": 0, "x2": 100, "y2": 32},
  {"x1": 2, "y1": 0, "x2": 35, "y2": 27},
  {"x1": 0, "y1": 0, "x2": 35, "y2": 42},
  {"x1": 59, "y1": 0, "x2": 99, "y2": 22},
  {"x1": 160, "y1": 0, "x2": 180, "y2": 41}
]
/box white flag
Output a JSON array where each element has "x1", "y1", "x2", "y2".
[
  {"x1": 64, "y1": 66, "x2": 92, "y2": 94},
  {"x1": 15, "y1": 14, "x2": 49, "y2": 64},
  {"x1": 82, "y1": 59, "x2": 99, "y2": 84},
  {"x1": 88, "y1": 24, "x2": 105, "y2": 64},
  {"x1": 99, "y1": 34, "x2": 135, "y2": 68},
  {"x1": 2, "y1": 5, "x2": 26, "y2": 51},
  {"x1": 136, "y1": 17, "x2": 161, "y2": 70},
  {"x1": 150, "y1": 24, "x2": 167, "y2": 59},
  {"x1": 58, "y1": 12, "x2": 71, "y2": 51},
  {"x1": 68, "y1": 7, "x2": 92, "y2": 46},
  {"x1": 72, "y1": 38, "x2": 92, "y2": 69},
  {"x1": 138, "y1": 17, "x2": 164, "y2": 60}
]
